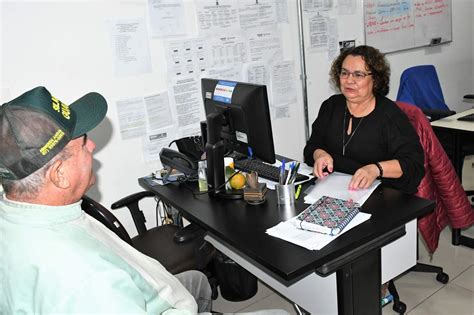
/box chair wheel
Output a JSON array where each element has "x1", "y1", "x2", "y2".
[
  {"x1": 392, "y1": 301, "x2": 407, "y2": 314},
  {"x1": 436, "y1": 272, "x2": 449, "y2": 284}
]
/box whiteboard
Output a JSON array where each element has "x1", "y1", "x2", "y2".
[{"x1": 364, "y1": 0, "x2": 452, "y2": 53}]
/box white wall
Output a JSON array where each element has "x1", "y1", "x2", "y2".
[{"x1": 1, "y1": 0, "x2": 473, "y2": 236}]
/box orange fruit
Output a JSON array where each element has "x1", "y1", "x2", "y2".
[{"x1": 230, "y1": 173, "x2": 246, "y2": 190}]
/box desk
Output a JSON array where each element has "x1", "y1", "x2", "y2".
[
  {"x1": 139, "y1": 178, "x2": 433, "y2": 315},
  {"x1": 431, "y1": 108, "x2": 474, "y2": 248}
]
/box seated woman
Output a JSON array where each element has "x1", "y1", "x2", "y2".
[{"x1": 303, "y1": 45, "x2": 424, "y2": 194}]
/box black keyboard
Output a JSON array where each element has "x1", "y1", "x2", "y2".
[{"x1": 234, "y1": 159, "x2": 309, "y2": 183}]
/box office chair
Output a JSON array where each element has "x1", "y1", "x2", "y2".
[
  {"x1": 397, "y1": 65, "x2": 473, "y2": 158},
  {"x1": 81, "y1": 192, "x2": 218, "y2": 297}
]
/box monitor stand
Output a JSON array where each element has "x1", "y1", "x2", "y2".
[{"x1": 205, "y1": 112, "x2": 243, "y2": 200}]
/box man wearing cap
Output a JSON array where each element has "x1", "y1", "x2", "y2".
[{"x1": 0, "y1": 87, "x2": 211, "y2": 314}]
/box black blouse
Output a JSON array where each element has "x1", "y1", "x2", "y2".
[{"x1": 303, "y1": 94, "x2": 424, "y2": 194}]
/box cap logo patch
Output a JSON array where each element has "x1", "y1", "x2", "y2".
[
  {"x1": 39, "y1": 129, "x2": 65, "y2": 156},
  {"x1": 51, "y1": 96, "x2": 71, "y2": 120}
]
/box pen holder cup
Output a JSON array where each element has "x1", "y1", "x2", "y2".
[{"x1": 276, "y1": 184, "x2": 296, "y2": 205}]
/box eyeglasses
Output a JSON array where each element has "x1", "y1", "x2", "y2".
[{"x1": 339, "y1": 69, "x2": 372, "y2": 81}]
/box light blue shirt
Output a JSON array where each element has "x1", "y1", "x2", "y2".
[{"x1": 0, "y1": 194, "x2": 196, "y2": 314}]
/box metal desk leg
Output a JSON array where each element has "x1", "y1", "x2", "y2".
[
  {"x1": 337, "y1": 249, "x2": 381, "y2": 315},
  {"x1": 451, "y1": 133, "x2": 474, "y2": 249},
  {"x1": 452, "y1": 229, "x2": 474, "y2": 248}
]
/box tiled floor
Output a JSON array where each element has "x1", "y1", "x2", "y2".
[{"x1": 212, "y1": 159, "x2": 474, "y2": 315}]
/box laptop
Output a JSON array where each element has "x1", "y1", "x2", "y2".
[{"x1": 457, "y1": 113, "x2": 474, "y2": 122}]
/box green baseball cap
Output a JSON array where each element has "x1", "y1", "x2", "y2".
[{"x1": 0, "y1": 86, "x2": 108, "y2": 180}]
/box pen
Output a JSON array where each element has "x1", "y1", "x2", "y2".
[
  {"x1": 247, "y1": 147, "x2": 253, "y2": 159},
  {"x1": 285, "y1": 162, "x2": 295, "y2": 185},
  {"x1": 295, "y1": 184, "x2": 302, "y2": 200},
  {"x1": 289, "y1": 161, "x2": 300, "y2": 184},
  {"x1": 279, "y1": 159, "x2": 286, "y2": 184}
]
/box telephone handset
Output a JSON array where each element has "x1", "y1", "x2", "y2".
[{"x1": 159, "y1": 148, "x2": 198, "y2": 177}]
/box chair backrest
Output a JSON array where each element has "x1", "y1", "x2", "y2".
[
  {"x1": 397, "y1": 65, "x2": 450, "y2": 111},
  {"x1": 81, "y1": 195, "x2": 133, "y2": 245}
]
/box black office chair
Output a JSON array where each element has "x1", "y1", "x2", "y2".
[{"x1": 81, "y1": 192, "x2": 218, "y2": 297}]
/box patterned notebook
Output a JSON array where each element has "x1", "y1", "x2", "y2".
[{"x1": 295, "y1": 196, "x2": 360, "y2": 236}]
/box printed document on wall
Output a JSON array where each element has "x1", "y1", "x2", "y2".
[
  {"x1": 169, "y1": 76, "x2": 204, "y2": 137},
  {"x1": 238, "y1": 0, "x2": 277, "y2": 30},
  {"x1": 196, "y1": 0, "x2": 240, "y2": 35},
  {"x1": 145, "y1": 91, "x2": 174, "y2": 131},
  {"x1": 247, "y1": 27, "x2": 283, "y2": 63},
  {"x1": 143, "y1": 126, "x2": 177, "y2": 162},
  {"x1": 165, "y1": 38, "x2": 209, "y2": 78},
  {"x1": 303, "y1": 0, "x2": 333, "y2": 12},
  {"x1": 244, "y1": 62, "x2": 270, "y2": 86},
  {"x1": 275, "y1": 0, "x2": 289, "y2": 24},
  {"x1": 307, "y1": 15, "x2": 329, "y2": 52},
  {"x1": 270, "y1": 60, "x2": 297, "y2": 108},
  {"x1": 209, "y1": 34, "x2": 248, "y2": 67},
  {"x1": 116, "y1": 97, "x2": 147, "y2": 140},
  {"x1": 148, "y1": 0, "x2": 185, "y2": 38},
  {"x1": 109, "y1": 17, "x2": 152, "y2": 76},
  {"x1": 204, "y1": 63, "x2": 244, "y2": 82}
]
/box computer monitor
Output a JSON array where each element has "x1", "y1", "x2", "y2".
[{"x1": 201, "y1": 78, "x2": 275, "y2": 198}]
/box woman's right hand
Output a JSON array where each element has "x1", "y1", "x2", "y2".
[{"x1": 313, "y1": 149, "x2": 334, "y2": 178}]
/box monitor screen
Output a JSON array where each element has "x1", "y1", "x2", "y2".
[{"x1": 201, "y1": 78, "x2": 275, "y2": 164}]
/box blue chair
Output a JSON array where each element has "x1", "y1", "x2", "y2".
[
  {"x1": 397, "y1": 65, "x2": 456, "y2": 120},
  {"x1": 397, "y1": 65, "x2": 474, "y2": 172},
  {"x1": 397, "y1": 65, "x2": 449, "y2": 111}
]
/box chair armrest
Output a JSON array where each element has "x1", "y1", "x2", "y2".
[
  {"x1": 111, "y1": 191, "x2": 155, "y2": 210},
  {"x1": 423, "y1": 109, "x2": 456, "y2": 121},
  {"x1": 463, "y1": 94, "x2": 474, "y2": 100},
  {"x1": 111, "y1": 191, "x2": 155, "y2": 236},
  {"x1": 174, "y1": 223, "x2": 205, "y2": 243}
]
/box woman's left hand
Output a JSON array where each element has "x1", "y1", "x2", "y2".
[{"x1": 349, "y1": 164, "x2": 379, "y2": 190}]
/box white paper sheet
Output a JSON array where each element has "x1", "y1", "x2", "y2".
[
  {"x1": 304, "y1": 172, "x2": 380, "y2": 206},
  {"x1": 116, "y1": 97, "x2": 147, "y2": 140},
  {"x1": 148, "y1": 0, "x2": 185, "y2": 38},
  {"x1": 144, "y1": 91, "x2": 174, "y2": 131},
  {"x1": 238, "y1": 0, "x2": 277, "y2": 30},
  {"x1": 169, "y1": 76, "x2": 205, "y2": 137},
  {"x1": 246, "y1": 27, "x2": 283, "y2": 63},
  {"x1": 165, "y1": 38, "x2": 209, "y2": 78},
  {"x1": 195, "y1": 0, "x2": 240, "y2": 35},
  {"x1": 270, "y1": 60, "x2": 297, "y2": 109},
  {"x1": 266, "y1": 212, "x2": 371, "y2": 250},
  {"x1": 142, "y1": 126, "x2": 177, "y2": 162},
  {"x1": 109, "y1": 17, "x2": 152, "y2": 76},
  {"x1": 209, "y1": 34, "x2": 248, "y2": 66}
]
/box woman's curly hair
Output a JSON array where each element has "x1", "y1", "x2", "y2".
[{"x1": 329, "y1": 45, "x2": 390, "y2": 96}]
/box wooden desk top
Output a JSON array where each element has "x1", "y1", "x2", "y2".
[
  {"x1": 139, "y1": 177, "x2": 434, "y2": 284},
  {"x1": 431, "y1": 108, "x2": 474, "y2": 132}
]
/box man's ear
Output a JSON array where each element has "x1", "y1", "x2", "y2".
[{"x1": 48, "y1": 159, "x2": 70, "y2": 189}]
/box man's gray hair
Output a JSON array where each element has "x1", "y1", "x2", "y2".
[{"x1": 2, "y1": 147, "x2": 72, "y2": 198}]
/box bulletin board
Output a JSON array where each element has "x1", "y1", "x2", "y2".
[{"x1": 364, "y1": 0, "x2": 452, "y2": 53}]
